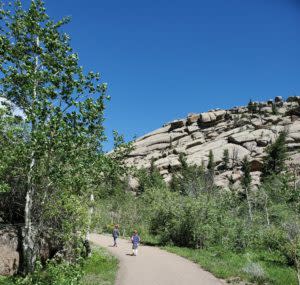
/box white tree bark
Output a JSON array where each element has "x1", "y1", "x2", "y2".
[
  {"x1": 23, "y1": 36, "x2": 40, "y2": 273},
  {"x1": 245, "y1": 187, "x2": 253, "y2": 222},
  {"x1": 86, "y1": 193, "x2": 94, "y2": 241},
  {"x1": 23, "y1": 154, "x2": 37, "y2": 273},
  {"x1": 296, "y1": 259, "x2": 300, "y2": 285}
]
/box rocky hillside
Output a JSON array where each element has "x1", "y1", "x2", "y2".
[{"x1": 126, "y1": 96, "x2": 300, "y2": 188}]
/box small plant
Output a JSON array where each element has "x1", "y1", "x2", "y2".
[
  {"x1": 272, "y1": 102, "x2": 279, "y2": 115},
  {"x1": 248, "y1": 99, "x2": 258, "y2": 113},
  {"x1": 242, "y1": 261, "x2": 267, "y2": 285}
]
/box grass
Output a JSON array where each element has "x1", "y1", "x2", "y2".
[
  {"x1": 80, "y1": 246, "x2": 118, "y2": 285},
  {"x1": 0, "y1": 276, "x2": 11, "y2": 285},
  {"x1": 163, "y1": 246, "x2": 298, "y2": 285}
]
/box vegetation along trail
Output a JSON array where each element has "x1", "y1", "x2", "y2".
[{"x1": 89, "y1": 234, "x2": 226, "y2": 285}]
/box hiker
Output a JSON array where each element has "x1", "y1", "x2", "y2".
[
  {"x1": 112, "y1": 224, "x2": 120, "y2": 247},
  {"x1": 131, "y1": 230, "x2": 140, "y2": 256}
]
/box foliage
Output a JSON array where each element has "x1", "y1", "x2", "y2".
[
  {"x1": 241, "y1": 156, "x2": 251, "y2": 189},
  {"x1": 2, "y1": 260, "x2": 83, "y2": 285},
  {"x1": 247, "y1": 99, "x2": 258, "y2": 113},
  {"x1": 0, "y1": 247, "x2": 117, "y2": 285},
  {"x1": 0, "y1": 0, "x2": 117, "y2": 273},
  {"x1": 136, "y1": 158, "x2": 166, "y2": 195},
  {"x1": 261, "y1": 131, "x2": 288, "y2": 179},
  {"x1": 93, "y1": 158, "x2": 300, "y2": 283},
  {"x1": 170, "y1": 154, "x2": 205, "y2": 197},
  {"x1": 221, "y1": 149, "x2": 229, "y2": 170},
  {"x1": 207, "y1": 150, "x2": 215, "y2": 171}
]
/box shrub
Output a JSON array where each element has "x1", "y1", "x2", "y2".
[
  {"x1": 14, "y1": 260, "x2": 83, "y2": 285},
  {"x1": 242, "y1": 261, "x2": 267, "y2": 285}
]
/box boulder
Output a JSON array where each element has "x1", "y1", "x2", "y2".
[
  {"x1": 288, "y1": 122, "x2": 300, "y2": 133},
  {"x1": 191, "y1": 131, "x2": 204, "y2": 140},
  {"x1": 200, "y1": 112, "x2": 214, "y2": 123},
  {"x1": 243, "y1": 141, "x2": 257, "y2": 152},
  {"x1": 0, "y1": 226, "x2": 20, "y2": 276},
  {"x1": 250, "y1": 159, "x2": 263, "y2": 172},
  {"x1": 136, "y1": 125, "x2": 170, "y2": 142},
  {"x1": 186, "y1": 138, "x2": 206, "y2": 149},
  {"x1": 186, "y1": 139, "x2": 227, "y2": 156},
  {"x1": 229, "y1": 130, "x2": 255, "y2": 144},
  {"x1": 198, "y1": 110, "x2": 226, "y2": 125},
  {"x1": 260, "y1": 106, "x2": 272, "y2": 113},
  {"x1": 171, "y1": 133, "x2": 187, "y2": 142},
  {"x1": 287, "y1": 96, "x2": 300, "y2": 103},
  {"x1": 287, "y1": 143, "x2": 300, "y2": 151},
  {"x1": 186, "y1": 124, "x2": 199, "y2": 133},
  {"x1": 127, "y1": 176, "x2": 139, "y2": 190},
  {"x1": 187, "y1": 113, "x2": 200, "y2": 125},
  {"x1": 154, "y1": 156, "x2": 181, "y2": 170},
  {"x1": 206, "y1": 132, "x2": 219, "y2": 139},
  {"x1": 229, "y1": 129, "x2": 276, "y2": 145},
  {"x1": 169, "y1": 119, "x2": 186, "y2": 130},
  {"x1": 187, "y1": 143, "x2": 249, "y2": 167},
  {"x1": 135, "y1": 133, "x2": 171, "y2": 147},
  {"x1": 288, "y1": 133, "x2": 300, "y2": 142},
  {"x1": 176, "y1": 135, "x2": 193, "y2": 147},
  {"x1": 263, "y1": 115, "x2": 281, "y2": 124},
  {"x1": 129, "y1": 142, "x2": 170, "y2": 157},
  {"x1": 289, "y1": 153, "x2": 300, "y2": 165}
]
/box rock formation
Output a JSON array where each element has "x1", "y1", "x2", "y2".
[
  {"x1": 0, "y1": 226, "x2": 20, "y2": 276},
  {"x1": 125, "y1": 96, "x2": 300, "y2": 188}
]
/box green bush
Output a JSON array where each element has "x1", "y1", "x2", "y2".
[{"x1": 12, "y1": 260, "x2": 83, "y2": 285}]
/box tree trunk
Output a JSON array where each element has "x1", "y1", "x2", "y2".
[
  {"x1": 245, "y1": 187, "x2": 253, "y2": 222},
  {"x1": 22, "y1": 154, "x2": 37, "y2": 274},
  {"x1": 85, "y1": 193, "x2": 94, "y2": 257},
  {"x1": 86, "y1": 193, "x2": 94, "y2": 240},
  {"x1": 23, "y1": 36, "x2": 40, "y2": 274},
  {"x1": 264, "y1": 194, "x2": 270, "y2": 226}
]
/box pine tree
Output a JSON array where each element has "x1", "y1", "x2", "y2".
[
  {"x1": 261, "y1": 132, "x2": 287, "y2": 179},
  {"x1": 170, "y1": 153, "x2": 205, "y2": 197},
  {"x1": 247, "y1": 99, "x2": 257, "y2": 113},
  {"x1": 241, "y1": 156, "x2": 252, "y2": 189},
  {"x1": 272, "y1": 102, "x2": 278, "y2": 115},
  {"x1": 222, "y1": 149, "x2": 230, "y2": 170},
  {"x1": 207, "y1": 150, "x2": 215, "y2": 171},
  {"x1": 241, "y1": 156, "x2": 253, "y2": 221}
]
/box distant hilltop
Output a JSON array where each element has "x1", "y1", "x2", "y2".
[{"x1": 125, "y1": 96, "x2": 300, "y2": 189}]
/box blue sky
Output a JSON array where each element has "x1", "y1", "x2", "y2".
[{"x1": 43, "y1": 0, "x2": 300, "y2": 150}]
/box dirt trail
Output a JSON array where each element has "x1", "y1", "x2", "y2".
[{"x1": 89, "y1": 233, "x2": 227, "y2": 285}]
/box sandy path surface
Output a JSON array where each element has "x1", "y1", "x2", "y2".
[{"x1": 89, "y1": 233, "x2": 226, "y2": 285}]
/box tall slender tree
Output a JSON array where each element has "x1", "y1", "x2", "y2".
[
  {"x1": 241, "y1": 156, "x2": 253, "y2": 221},
  {"x1": 0, "y1": 0, "x2": 108, "y2": 273},
  {"x1": 222, "y1": 148, "x2": 230, "y2": 170}
]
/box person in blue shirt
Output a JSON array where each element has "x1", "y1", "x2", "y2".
[
  {"x1": 112, "y1": 224, "x2": 120, "y2": 247},
  {"x1": 131, "y1": 230, "x2": 140, "y2": 256}
]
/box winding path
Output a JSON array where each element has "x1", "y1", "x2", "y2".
[{"x1": 89, "y1": 233, "x2": 227, "y2": 285}]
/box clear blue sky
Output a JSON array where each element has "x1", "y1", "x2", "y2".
[{"x1": 44, "y1": 0, "x2": 300, "y2": 150}]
